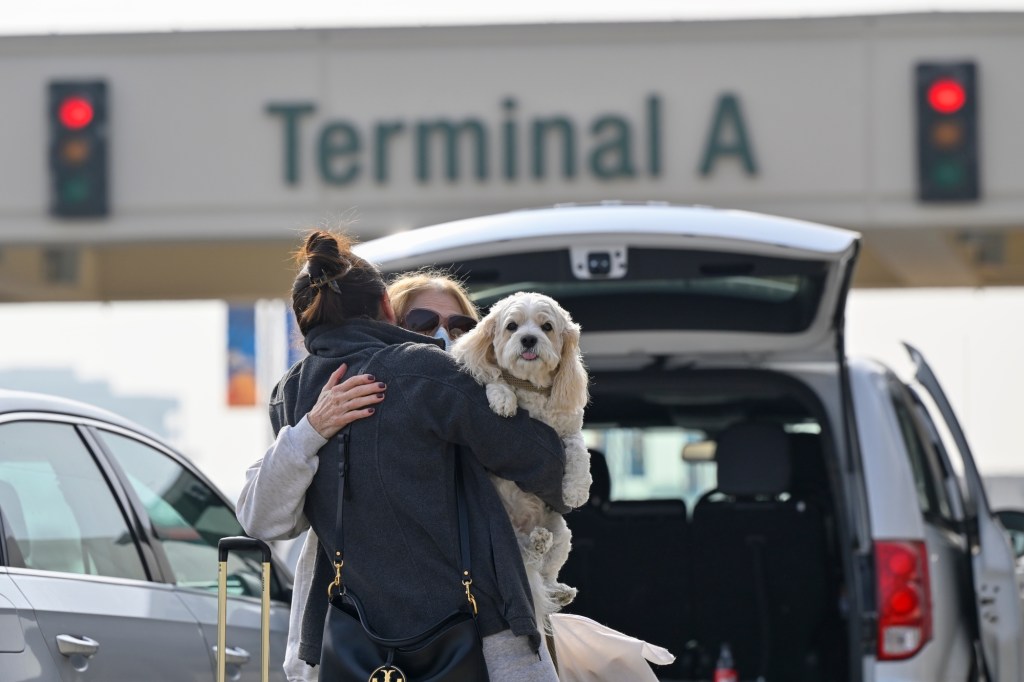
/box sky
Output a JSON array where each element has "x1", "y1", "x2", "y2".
[{"x1": 6, "y1": 0, "x2": 1024, "y2": 35}]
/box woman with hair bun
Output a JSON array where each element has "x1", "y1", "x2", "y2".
[{"x1": 237, "y1": 231, "x2": 567, "y2": 681}]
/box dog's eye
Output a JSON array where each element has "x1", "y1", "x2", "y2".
[
  {"x1": 541, "y1": 322, "x2": 553, "y2": 332},
  {"x1": 506, "y1": 321, "x2": 518, "y2": 332}
]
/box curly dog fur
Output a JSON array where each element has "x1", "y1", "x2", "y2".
[{"x1": 452, "y1": 291, "x2": 591, "y2": 633}]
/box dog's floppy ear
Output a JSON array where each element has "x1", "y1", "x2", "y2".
[
  {"x1": 451, "y1": 309, "x2": 501, "y2": 383},
  {"x1": 550, "y1": 318, "x2": 589, "y2": 411}
]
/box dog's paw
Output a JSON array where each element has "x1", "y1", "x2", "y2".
[
  {"x1": 528, "y1": 527, "x2": 554, "y2": 555},
  {"x1": 562, "y1": 475, "x2": 592, "y2": 509},
  {"x1": 520, "y1": 527, "x2": 554, "y2": 567},
  {"x1": 486, "y1": 383, "x2": 518, "y2": 418},
  {"x1": 562, "y1": 488, "x2": 589, "y2": 510},
  {"x1": 550, "y1": 582, "x2": 577, "y2": 608}
]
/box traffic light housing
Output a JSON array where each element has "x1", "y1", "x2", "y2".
[
  {"x1": 49, "y1": 80, "x2": 108, "y2": 217},
  {"x1": 915, "y1": 62, "x2": 979, "y2": 202}
]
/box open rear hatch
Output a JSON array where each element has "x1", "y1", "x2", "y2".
[
  {"x1": 359, "y1": 205, "x2": 865, "y2": 680},
  {"x1": 356, "y1": 204, "x2": 861, "y2": 366}
]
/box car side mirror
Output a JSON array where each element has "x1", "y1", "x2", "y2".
[{"x1": 995, "y1": 509, "x2": 1024, "y2": 559}]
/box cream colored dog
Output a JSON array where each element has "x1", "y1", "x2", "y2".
[{"x1": 452, "y1": 291, "x2": 591, "y2": 631}]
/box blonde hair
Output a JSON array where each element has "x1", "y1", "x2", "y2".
[{"x1": 387, "y1": 270, "x2": 479, "y2": 325}]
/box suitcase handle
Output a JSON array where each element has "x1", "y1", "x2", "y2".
[
  {"x1": 218, "y1": 535, "x2": 272, "y2": 563},
  {"x1": 217, "y1": 536, "x2": 272, "y2": 682}
]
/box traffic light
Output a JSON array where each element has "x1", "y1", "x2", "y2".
[
  {"x1": 915, "y1": 62, "x2": 979, "y2": 202},
  {"x1": 49, "y1": 80, "x2": 108, "y2": 217}
]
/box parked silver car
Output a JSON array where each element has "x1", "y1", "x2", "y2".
[
  {"x1": 0, "y1": 390, "x2": 290, "y2": 681},
  {"x1": 356, "y1": 203, "x2": 1024, "y2": 682}
]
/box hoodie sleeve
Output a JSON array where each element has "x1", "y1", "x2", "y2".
[
  {"x1": 236, "y1": 416, "x2": 327, "y2": 541},
  {"x1": 390, "y1": 347, "x2": 569, "y2": 513}
]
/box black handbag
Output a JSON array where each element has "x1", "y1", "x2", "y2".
[{"x1": 318, "y1": 431, "x2": 489, "y2": 682}]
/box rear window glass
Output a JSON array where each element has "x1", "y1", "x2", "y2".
[
  {"x1": 889, "y1": 383, "x2": 955, "y2": 523},
  {"x1": 585, "y1": 422, "x2": 823, "y2": 512},
  {"x1": 388, "y1": 248, "x2": 829, "y2": 334},
  {"x1": 583, "y1": 426, "x2": 714, "y2": 511},
  {"x1": 579, "y1": 370, "x2": 828, "y2": 512}
]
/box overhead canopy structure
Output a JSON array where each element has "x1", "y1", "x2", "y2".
[{"x1": 2, "y1": 13, "x2": 1023, "y2": 301}]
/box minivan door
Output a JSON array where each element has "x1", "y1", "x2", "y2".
[{"x1": 905, "y1": 343, "x2": 1024, "y2": 681}]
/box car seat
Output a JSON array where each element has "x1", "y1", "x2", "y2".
[
  {"x1": 690, "y1": 422, "x2": 828, "y2": 682},
  {"x1": 563, "y1": 449, "x2": 689, "y2": 677}
]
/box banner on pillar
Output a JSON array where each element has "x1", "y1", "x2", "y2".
[{"x1": 227, "y1": 305, "x2": 257, "y2": 406}]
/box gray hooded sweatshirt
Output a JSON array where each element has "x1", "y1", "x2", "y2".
[{"x1": 268, "y1": 319, "x2": 568, "y2": 666}]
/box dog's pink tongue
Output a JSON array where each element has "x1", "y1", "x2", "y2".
[{"x1": 522, "y1": 351, "x2": 538, "y2": 360}]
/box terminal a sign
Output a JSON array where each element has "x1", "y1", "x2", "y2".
[{"x1": 266, "y1": 94, "x2": 758, "y2": 186}]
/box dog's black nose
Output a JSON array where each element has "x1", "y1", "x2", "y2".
[{"x1": 521, "y1": 335, "x2": 537, "y2": 349}]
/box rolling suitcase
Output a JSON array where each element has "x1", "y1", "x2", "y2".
[{"x1": 217, "y1": 536, "x2": 273, "y2": 682}]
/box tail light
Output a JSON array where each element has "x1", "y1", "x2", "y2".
[{"x1": 876, "y1": 540, "x2": 932, "y2": 660}]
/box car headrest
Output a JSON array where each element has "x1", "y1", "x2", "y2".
[
  {"x1": 715, "y1": 423, "x2": 791, "y2": 498},
  {"x1": 587, "y1": 449, "x2": 611, "y2": 506}
]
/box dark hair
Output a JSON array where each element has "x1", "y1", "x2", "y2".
[{"x1": 291, "y1": 230, "x2": 386, "y2": 336}]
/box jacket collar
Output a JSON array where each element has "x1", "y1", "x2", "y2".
[{"x1": 304, "y1": 318, "x2": 444, "y2": 355}]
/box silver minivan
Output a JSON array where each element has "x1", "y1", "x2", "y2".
[
  {"x1": 356, "y1": 203, "x2": 1024, "y2": 682},
  {"x1": 0, "y1": 390, "x2": 291, "y2": 681}
]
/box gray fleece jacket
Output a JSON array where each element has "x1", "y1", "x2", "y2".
[{"x1": 268, "y1": 319, "x2": 567, "y2": 666}]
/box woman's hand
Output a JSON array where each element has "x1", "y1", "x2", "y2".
[{"x1": 307, "y1": 363, "x2": 386, "y2": 439}]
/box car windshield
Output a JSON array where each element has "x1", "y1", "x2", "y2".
[
  {"x1": 581, "y1": 370, "x2": 826, "y2": 511},
  {"x1": 584, "y1": 421, "x2": 824, "y2": 511},
  {"x1": 582, "y1": 425, "x2": 713, "y2": 510}
]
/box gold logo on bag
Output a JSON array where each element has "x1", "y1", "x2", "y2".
[{"x1": 369, "y1": 665, "x2": 405, "y2": 682}]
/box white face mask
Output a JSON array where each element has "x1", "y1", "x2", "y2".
[{"x1": 433, "y1": 326, "x2": 453, "y2": 351}]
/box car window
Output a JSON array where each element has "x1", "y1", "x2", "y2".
[
  {"x1": 96, "y1": 430, "x2": 269, "y2": 597},
  {"x1": 889, "y1": 382, "x2": 955, "y2": 523},
  {"x1": 0, "y1": 420, "x2": 147, "y2": 580},
  {"x1": 910, "y1": 396, "x2": 965, "y2": 508},
  {"x1": 404, "y1": 248, "x2": 830, "y2": 335},
  {"x1": 907, "y1": 385, "x2": 971, "y2": 506},
  {"x1": 584, "y1": 422, "x2": 823, "y2": 510},
  {"x1": 583, "y1": 426, "x2": 714, "y2": 510}
]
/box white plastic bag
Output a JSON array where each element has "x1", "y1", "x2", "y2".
[{"x1": 549, "y1": 613, "x2": 676, "y2": 682}]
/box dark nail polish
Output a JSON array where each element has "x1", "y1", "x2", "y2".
[
  {"x1": 376, "y1": 393, "x2": 385, "y2": 399},
  {"x1": 377, "y1": 382, "x2": 386, "y2": 389},
  {"x1": 367, "y1": 407, "x2": 375, "y2": 414},
  {"x1": 367, "y1": 375, "x2": 375, "y2": 381}
]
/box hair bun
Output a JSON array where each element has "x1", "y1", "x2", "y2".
[
  {"x1": 304, "y1": 231, "x2": 350, "y2": 256},
  {"x1": 290, "y1": 229, "x2": 386, "y2": 335},
  {"x1": 299, "y1": 230, "x2": 354, "y2": 279}
]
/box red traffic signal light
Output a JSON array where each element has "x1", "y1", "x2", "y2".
[
  {"x1": 926, "y1": 79, "x2": 967, "y2": 115},
  {"x1": 916, "y1": 63, "x2": 978, "y2": 202},
  {"x1": 49, "y1": 81, "x2": 109, "y2": 218},
  {"x1": 57, "y1": 96, "x2": 96, "y2": 130}
]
